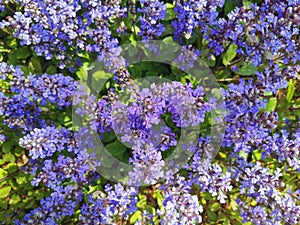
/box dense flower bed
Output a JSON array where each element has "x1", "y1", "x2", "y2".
[{"x1": 0, "y1": 0, "x2": 299, "y2": 224}]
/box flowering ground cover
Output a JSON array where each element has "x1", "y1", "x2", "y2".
[{"x1": 0, "y1": 0, "x2": 299, "y2": 224}]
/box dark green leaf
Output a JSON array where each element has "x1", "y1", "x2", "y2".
[
  {"x1": 105, "y1": 141, "x2": 127, "y2": 157},
  {"x1": 16, "y1": 46, "x2": 32, "y2": 60}
]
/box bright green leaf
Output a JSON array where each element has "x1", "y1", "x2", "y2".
[
  {"x1": 9, "y1": 194, "x2": 21, "y2": 205},
  {"x1": 165, "y1": 8, "x2": 176, "y2": 20},
  {"x1": 0, "y1": 186, "x2": 11, "y2": 198},
  {"x1": 3, "y1": 153, "x2": 15, "y2": 163},
  {"x1": 130, "y1": 210, "x2": 142, "y2": 224},
  {"x1": 222, "y1": 44, "x2": 238, "y2": 66},
  {"x1": 0, "y1": 169, "x2": 8, "y2": 179},
  {"x1": 286, "y1": 80, "x2": 295, "y2": 102},
  {"x1": 210, "y1": 202, "x2": 221, "y2": 212},
  {"x1": 266, "y1": 97, "x2": 277, "y2": 112},
  {"x1": 243, "y1": 0, "x2": 251, "y2": 8}
]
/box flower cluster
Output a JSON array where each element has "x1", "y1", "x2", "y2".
[
  {"x1": 1, "y1": 0, "x2": 125, "y2": 69},
  {"x1": 0, "y1": 63, "x2": 78, "y2": 131},
  {"x1": 137, "y1": 0, "x2": 166, "y2": 39}
]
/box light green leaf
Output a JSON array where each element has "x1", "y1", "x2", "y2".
[
  {"x1": 0, "y1": 169, "x2": 8, "y2": 179},
  {"x1": 9, "y1": 194, "x2": 21, "y2": 205},
  {"x1": 286, "y1": 80, "x2": 295, "y2": 102},
  {"x1": 165, "y1": 8, "x2": 176, "y2": 20},
  {"x1": 210, "y1": 202, "x2": 221, "y2": 212},
  {"x1": 223, "y1": 44, "x2": 238, "y2": 66},
  {"x1": 243, "y1": 0, "x2": 251, "y2": 8},
  {"x1": 130, "y1": 210, "x2": 142, "y2": 224},
  {"x1": 266, "y1": 97, "x2": 277, "y2": 112},
  {"x1": 0, "y1": 186, "x2": 11, "y2": 198}
]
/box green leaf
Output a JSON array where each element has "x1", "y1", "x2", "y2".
[
  {"x1": 2, "y1": 141, "x2": 13, "y2": 153},
  {"x1": 46, "y1": 65, "x2": 57, "y2": 74},
  {"x1": 0, "y1": 186, "x2": 11, "y2": 198},
  {"x1": 16, "y1": 174, "x2": 29, "y2": 185},
  {"x1": 286, "y1": 80, "x2": 295, "y2": 102},
  {"x1": 0, "y1": 169, "x2": 8, "y2": 179},
  {"x1": 130, "y1": 210, "x2": 142, "y2": 224},
  {"x1": 162, "y1": 36, "x2": 174, "y2": 43},
  {"x1": 0, "y1": 198, "x2": 7, "y2": 209},
  {"x1": 222, "y1": 44, "x2": 238, "y2": 66},
  {"x1": 91, "y1": 70, "x2": 112, "y2": 91},
  {"x1": 3, "y1": 153, "x2": 15, "y2": 163},
  {"x1": 235, "y1": 64, "x2": 258, "y2": 75},
  {"x1": 9, "y1": 194, "x2": 21, "y2": 205},
  {"x1": 266, "y1": 97, "x2": 277, "y2": 112},
  {"x1": 210, "y1": 202, "x2": 221, "y2": 212},
  {"x1": 105, "y1": 141, "x2": 127, "y2": 157},
  {"x1": 224, "y1": 0, "x2": 237, "y2": 15},
  {"x1": 16, "y1": 46, "x2": 32, "y2": 60},
  {"x1": 165, "y1": 8, "x2": 176, "y2": 20},
  {"x1": 243, "y1": 0, "x2": 251, "y2": 8},
  {"x1": 207, "y1": 211, "x2": 217, "y2": 221},
  {"x1": 5, "y1": 163, "x2": 18, "y2": 173},
  {"x1": 230, "y1": 199, "x2": 238, "y2": 211},
  {"x1": 101, "y1": 132, "x2": 116, "y2": 144},
  {"x1": 137, "y1": 194, "x2": 147, "y2": 208},
  {"x1": 76, "y1": 65, "x2": 88, "y2": 81},
  {"x1": 29, "y1": 57, "x2": 42, "y2": 73}
]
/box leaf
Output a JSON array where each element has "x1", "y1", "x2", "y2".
[
  {"x1": 224, "y1": 0, "x2": 238, "y2": 15},
  {"x1": 162, "y1": 36, "x2": 174, "y2": 43},
  {"x1": 29, "y1": 56, "x2": 42, "y2": 73},
  {"x1": 2, "y1": 141, "x2": 13, "y2": 154},
  {"x1": 207, "y1": 211, "x2": 217, "y2": 221},
  {"x1": 76, "y1": 65, "x2": 88, "y2": 82},
  {"x1": 0, "y1": 186, "x2": 11, "y2": 198},
  {"x1": 3, "y1": 153, "x2": 15, "y2": 163},
  {"x1": 235, "y1": 64, "x2": 258, "y2": 75},
  {"x1": 165, "y1": 8, "x2": 176, "y2": 20},
  {"x1": 243, "y1": 0, "x2": 251, "y2": 8},
  {"x1": 16, "y1": 46, "x2": 32, "y2": 60},
  {"x1": 286, "y1": 80, "x2": 295, "y2": 102},
  {"x1": 210, "y1": 202, "x2": 221, "y2": 212},
  {"x1": 9, "y1": 194, "x2": 21, "y2": 205},
  {"x1": 0, "y1": 169, "x2": 8, "y2": 179},
  {"x1": 101, "y1": 132, "x2": 116, "y2": 144},
  {"x1": 130, "y1": 210, "x2": 142, "y2": 224},
  {"x1": 105, "y1": 141, "x2": 127, "y2": 157},
  {"x1": 266, "y1": 97, "x2": 277, "y2": 112},
  {"x1": 46, "y1": 65, "x2": 57, "y2": 74},
  {"x1": 222, "y1": 44, "x2": 238, "y2": 66},
  {"x1": 16, "y1": 174, "x2": 29, "y2": 185},
  {"x1": 137, "y1": 194, "x2": 147, "y2": 208},
  {"x1": 230, "y1": 200, "x2": 238, "y2": 211}
]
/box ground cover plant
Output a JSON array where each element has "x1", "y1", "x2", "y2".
[{"x1": 0, "y1": 0, "x2": 299, "y2": 224}]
